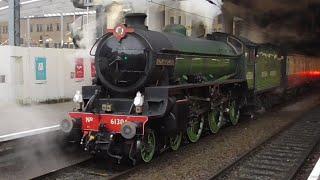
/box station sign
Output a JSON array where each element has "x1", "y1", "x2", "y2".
[
  {"x1": 35, "y1": 57, "x2": 47, "y2": 82},
  {"x1": 75, "y1": 58, "x2": 84, "y2": 79}
]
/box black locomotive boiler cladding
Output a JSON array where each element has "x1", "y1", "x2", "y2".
[{"x1": 94, "y1": 13, "x2": 170, "y2": 95}]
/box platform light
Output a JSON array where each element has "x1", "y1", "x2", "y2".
[
  {"x1": 60, "y1": 119, "x2": 73, "y2": 133},
  {"x1": 120, "y1": 121, "x2": 137, "y2": 139},
  {"x1": 134, "y1": 91, "x2": 144, "y2": 114},
  {"x1": 73, "y1": 90, "x2": 83, "y2": 103}
]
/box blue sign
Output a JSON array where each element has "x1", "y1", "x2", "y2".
[{"x1": 35, "y1": 57, "x2": 47, "y2": 81}]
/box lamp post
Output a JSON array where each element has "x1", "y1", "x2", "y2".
[{"x1": 8, "y1": 0, "x2": 20, "y2": 46}]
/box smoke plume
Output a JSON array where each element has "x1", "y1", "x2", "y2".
[{"x1": 222, "y1": 0, "x2": 320, "y2": 54}]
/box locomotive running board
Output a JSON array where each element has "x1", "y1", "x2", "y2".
[
  {"x1": 144, "y1": 79, "x2": 247, "y2": 118},
  {"x1": 146, "y1": 79, "x2": 246, "y2": 92}
]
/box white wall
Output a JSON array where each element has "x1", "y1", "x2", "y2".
[
  {"x1": 0, "y1": 46, "x2": 93, "y2": 104},
  {"x1": 0, "y1": 46, "x2": 13, "y2": 102}
]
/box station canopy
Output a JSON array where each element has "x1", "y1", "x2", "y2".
[{"x1": 0, "y1": 0, "x2": 93, "y2": 20}]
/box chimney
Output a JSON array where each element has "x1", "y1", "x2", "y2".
[{"x1": 125, "y1": 13, "x2": 147, "y2": 30}]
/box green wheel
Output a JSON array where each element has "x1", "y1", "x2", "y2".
[
  {"x1": 187, "y1": 115, "x2": 204, "y2": 143},
  {"x1": 170, "y1": 132, "x2": 182, "y2": 151},
  {"x1": 141, "y1": 128, "x2": 156, "y2": 163},
  {"x1": 208, "y1": 109, "x2": 223, "y2": 133},
  {"x1": 229, "y1": 100, "x2": 240, "y2": 125}
]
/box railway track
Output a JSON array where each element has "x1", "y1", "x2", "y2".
[
  {"x1": 33, "y1": 159, "x2": 137, "y2": 179},
  {"x1": 34, "y1": 150, "x2": 156, "y2": 179},
  {"x1": 212, "y1": 107, "x2": 320, "y2": 180},
  {"x1": 0, "y1": 131, "x2": 90, "y2": 179},
  {"x1": 31, "y1": 92, "x2": 320, "y2": 180},
  {"x1": 43, "y1": 112, "x2": 320, "y2": 180}
]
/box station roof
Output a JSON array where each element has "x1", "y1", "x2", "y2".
[{"x1": 0, "y1": 0, "x2": 93, "y2": 21}]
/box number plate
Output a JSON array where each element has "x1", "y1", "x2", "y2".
[
  {"x1": 69, "y1": 112, "x2": 148, "y2": 133},
  {"x1": 101, "y1": 114, "x2": 148, "y2": 133}
]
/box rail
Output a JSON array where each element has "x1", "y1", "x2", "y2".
[{"x1": 212, "y1": 107, "x2": 320, "y2": 179}]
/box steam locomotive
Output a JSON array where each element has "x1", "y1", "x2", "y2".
[{"x1": 60, "y1": 13, "x2": 320, "y2": 164}]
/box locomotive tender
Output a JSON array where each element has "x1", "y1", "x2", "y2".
[{"x1": 61, "y1": 13, "x2": 320, "y2": 164}]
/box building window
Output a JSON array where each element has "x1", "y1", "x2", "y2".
[
  {"x1": 3, "y1": 26, "x2": 8, "y2": 34},
  {"x1": 67, "y1": 23, "x2": 71, "y2": 31},
  {"x1": 0, "y1": 75, "x2": 5, "y2": 83},
  {"x1": 30, "y1": 24, "x2": 33, "y2": 32},
  {"x1": 217, "y1": 14, "x2": 223, "y2": 24},
  {"x1": 170, "y1": 17, "x2": 174, "y2": 24},
  {"x1": 84, "y1": 0, "x2": 93, "y2": 6},
  {"x1": 56, "y1": 23, "x2": 60, "y2": 31},
  {"x1": 36, "y1": 24, "x2": 43, "y2": 32},
  {"x1": 178, "y1": 16, "x2": 182, "y2": 24},
  {"x1": 47, "y1": 24, "x2": 53, "y2": 32},
  {"x1": 39, "y1": 35, "x2": 43, "y2": 44},
  {"x1": 63, "y1": 43, "x2": 68, "y2": 48}
]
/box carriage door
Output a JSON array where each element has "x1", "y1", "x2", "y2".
[
  {"x1": 11, "y1": 56, "x2": 24, "y2": 103},
  {"x1": 246, "y1": 47, "x2": 256, "y2": 90}
]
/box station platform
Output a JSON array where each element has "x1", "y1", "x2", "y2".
[{"x1": 0, "y1": 102, "x2": 73, "y2": 142}]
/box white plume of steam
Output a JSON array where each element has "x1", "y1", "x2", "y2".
[
  {"x1": 179, "y1": 0, "x2": 223, "y2": 36},
  {"x1": 71, "y1": 0, "x2": 150, "y2": 49},
  {"x1": 71, "y1": 0, "x2": 224, "y2": 48},
  {"x1": 180, "y1": 0, "x2": 222, "y2": 18},
  {"x1": 106, "y1": 3, "x2": 123, "y2": 28},
  {"x1": 71, "y1": 15, "x2": 97, "y2": 49},
  {"x1": 92, "y1": 1, "x2": 125, "y2": 30},
  {"x1": 93, "y1": 0, "x2": 148, "y2": 13}
]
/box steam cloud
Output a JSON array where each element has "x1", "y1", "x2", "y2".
[
  {"x1": 222, "y1": 0, "x2": 320, "y2": 53},
  {"x1": 180, "y1": 0, "x2": 222, "y2": 19},
  {"x1": 72, "y1": 0, "x2": 224, "y2": 48}
]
